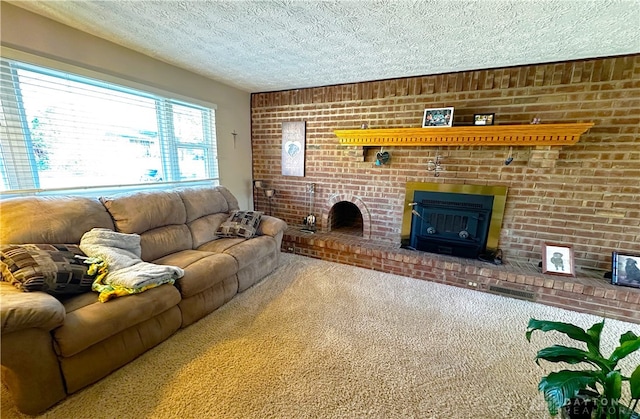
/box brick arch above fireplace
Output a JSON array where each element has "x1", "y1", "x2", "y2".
[{"x1": 322, "y1": 194, "x2": 371, "y2": 239}]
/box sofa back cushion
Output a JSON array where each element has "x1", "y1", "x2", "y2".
[
  {"x1": 0, "y1": 196, "x2": 115, "y2": 244},
  {"x1": 140, "y1": 225, "x2": 192, "y2": 262},
  {"x1": 179, "y1": 186, "x2": 231, "y2": 222},
  {"x1": 101, "y1": 190, "x2": 186, "y2": 234},
  {"x1": 179, "y1": 186, "x2": 241, "y2": 248},
  {"x1": 101, "y1": 190, "x2": 191, "y2": 260}
]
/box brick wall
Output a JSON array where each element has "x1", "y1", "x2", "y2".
[{"x1": 251, "y1": 55, "x2": 640, "y2": 271}]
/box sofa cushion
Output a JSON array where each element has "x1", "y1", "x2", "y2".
[
  {"x1": 188, "y1": 213, "x2": 229, "y2": 249},
  {"x1": 101, "y1": 190, "x2": 186, "y2": 234},
  {"x1": 223, "y1": 235, "x2": 277, "y2": 270},
  {"x1": 0, "y1": 244, "x2": 95, "y2": 296},
  {"x1": 155, "y1": 250, "x2": 238, "y2": 298},
  {"x1": 216, "y1": 211, "x2": 263, "y2": 239},
  {"x1": 53, "y1": 283, "x2": 181, "y2": 357},
  {"x1": 197, "y1": 237, "x2": 246, "y2": 253},
  {"x1": 178, "y1": 186, "x2": 231, "y2": 223},
  {"x1": 0, "y1": 196, "x2": 114, "y2": 244},
  {"x1": 139, "y1": 225, "x2": 193, "y2": 262}
]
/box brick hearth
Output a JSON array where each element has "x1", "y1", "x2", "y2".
[{"x1": 282, "y1": 229, "x2": 640, "y2": 324}]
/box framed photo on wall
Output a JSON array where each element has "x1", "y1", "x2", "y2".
[
  {"x1": 281, "y1": 121, "x2": 306, "y2": 177},
  {"x1": 611, "y1": 251, "x2": 640, "y2": 289},
  {"x1": 542, "y1": 243, "x2": 575, "y2": 277},
  {"x1": 422, "y1": 107, "x2": 454, "y2": 128}
]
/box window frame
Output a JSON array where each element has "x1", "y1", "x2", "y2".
[{"x1": 0, "y1": 49, "x2": 219, "y2": 198}]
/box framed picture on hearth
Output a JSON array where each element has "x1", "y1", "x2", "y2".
[
  {"x1": 422, "y1": 107, "x2": 454, "y2": 128},
  {"x1": 541, "y1": 243, "x2": 575, "y2": 277},
  {"x1": 611, "y1": 251, "x2": 640, "y2": 289}
]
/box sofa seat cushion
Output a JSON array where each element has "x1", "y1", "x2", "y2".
[
  {"x1": 155, "y1": 250, "x2": 238, "y2": 298},
  {"x1": 197, "y1": 237, "x2": 246, "y2": 253},
  {"x1": 53, "y1": 284, "x2": 181, "y2": 357},
  {"x1": 222, "y1": 235, "x2": 277, "y2": 270}
]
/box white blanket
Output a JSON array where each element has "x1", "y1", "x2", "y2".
[{"x1": 80, "y1": 228, "x2": 184, "y2": 289}]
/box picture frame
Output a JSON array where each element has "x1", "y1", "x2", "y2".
[
  {"x1": 611, "y1": 251, "x2": 640, "y2": 289},
  {"x1": 422, "y1": 107, "x2": 454, "y2": 128},
  {"x1": 281, "y1": 121, "x2": 306, "y2": 177},
  {"x1": 541, "y1": 243, "x2": 575, "y2": 277},
  {"x1": 473, "y1": 113, "x2": 495, "y2": 126}
]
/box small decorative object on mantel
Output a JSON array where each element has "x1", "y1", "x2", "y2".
[
  {"x1": 282, "y1": 121, "x2": 306, "y2": 177},
  {"x1": 375, "y1": 149, "x2": 390, "y2": 166},
  {"x1": 611, "y1": 251, "x2": 640, "y2": 289},
  {"x1": 422, "y1": 107, "x2": 454, "y2": 128},
  {"x1": 541, "y1": 242, "x2": 575, "y2": 277},
  {"x1": 473, "y1": 113, "x2": 495, "y2": 126}
]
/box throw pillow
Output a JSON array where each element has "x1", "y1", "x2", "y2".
[
  {"x1": 0, "y1": 244, "x2": 96, "y2": 296},
  {"x1": 215, "y1": 210, "x2": 263, "y2": 239}
]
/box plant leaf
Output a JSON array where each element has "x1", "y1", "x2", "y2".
[
  {"x1": 539, "y1": 370, "x2": 600, "y2": 415},
  {"x1": 536, "y1": 345, "x2": 612, "y2": 371},
  {"x1": 586, "y1": 320, "x2": 605, "y2": 354},
  {"x1": 526, "y1": 318, "x2": 601, "y2": 357},
  {"x1": 604, "y1": 370, "x2": 623, "y2": 401},
  {"x1": 630, "y1": 364, "x2": 640, "y2": 400},
  {"x1": 609, "y1": 336, "x2": 640, "y2": 364},
  {"x1": 620, "y1": 331, "x2": 639, "y2": 345}
]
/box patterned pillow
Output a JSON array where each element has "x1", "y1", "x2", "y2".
[
  {"x1": 0, "y1": 244, "x2": 96, "y2": 296},
  {"x1": 216, "y1": 211, "x2": 263, "y2": 239}
]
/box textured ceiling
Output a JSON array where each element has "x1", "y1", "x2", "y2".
[{"x1": 7, "y1": 0, "x2": 640, "y2": 93}]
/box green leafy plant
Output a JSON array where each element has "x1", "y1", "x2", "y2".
[{"x1": 526, "y1": 318, "x2": 640, "y2": 419}]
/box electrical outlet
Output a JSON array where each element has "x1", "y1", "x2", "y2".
[{"x1": 468, "y1": 281, "x2": 478, "y2": 287}]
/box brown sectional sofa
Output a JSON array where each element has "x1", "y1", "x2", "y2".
[{"x1": 0, "y1": 185, "x2": 287, "y2": 414}]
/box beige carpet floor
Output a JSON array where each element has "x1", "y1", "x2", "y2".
[{"x1": 2, "y1": 253, "x2": 639, "y2": 419}]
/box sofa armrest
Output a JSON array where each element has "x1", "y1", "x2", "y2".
[
  {"x1": 1, "y1": 282, "x2": 65, "y2": 335},
  {"x1": 257, "y1": 215, "x2": 288, "y2": 238}
]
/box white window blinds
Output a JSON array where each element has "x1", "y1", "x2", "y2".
[{"x1": 0, "y1": 57, "x2": 219, "y2": 195}]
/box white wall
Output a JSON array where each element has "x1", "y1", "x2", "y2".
[{"x1": 0, "y1": 3, "x2": 254, "y2": 209}]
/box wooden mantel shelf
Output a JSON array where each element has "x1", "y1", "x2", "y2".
[{"x1": 335, "y1": 122, "x2": 594, "y2": 147}]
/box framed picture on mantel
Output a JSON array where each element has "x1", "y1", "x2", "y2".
[
  {"x1": 542, "y1": 243, "x2": 575, "y2": 277},
  {"x1": 474, "y1": 113, "x2": 495, "y2": 126},
  {"x1": 422, "y1": 107, "x2": 454, "y2": 128}
]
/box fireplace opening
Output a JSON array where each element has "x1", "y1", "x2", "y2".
[{"x1": 329, "y1": 201, "x2": 363, "y2": 236}]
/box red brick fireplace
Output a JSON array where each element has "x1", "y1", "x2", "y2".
[{"x1": 251, "y1": 55, "x2": 640, "y2": 323}]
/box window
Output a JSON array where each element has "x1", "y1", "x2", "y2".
[{"x1": 0, "y1": 57, "x2": 218, "y2": 196}]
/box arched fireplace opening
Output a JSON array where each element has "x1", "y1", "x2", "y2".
[{"x1": 329, "y1": 201, "x2": 363, "y2": 236}]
